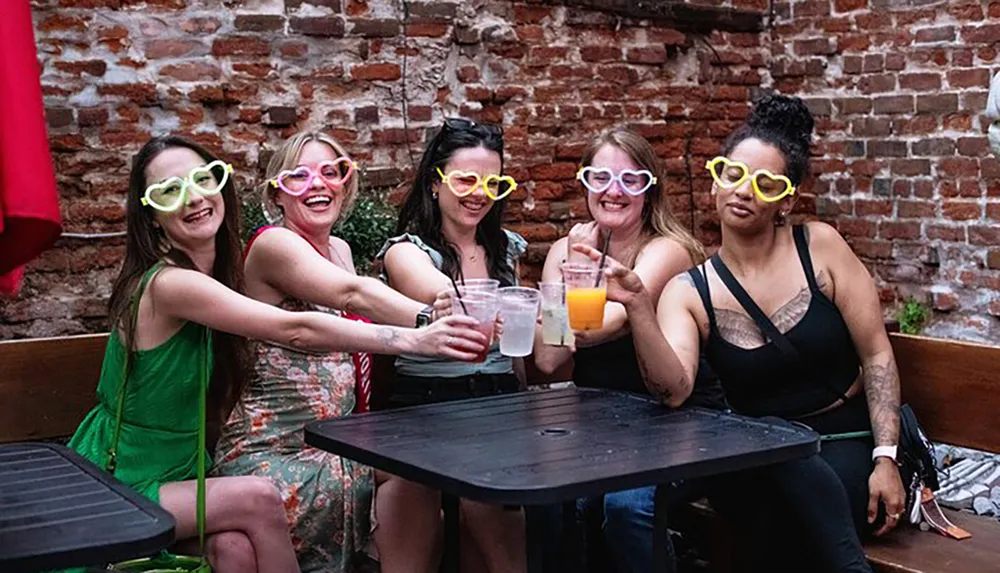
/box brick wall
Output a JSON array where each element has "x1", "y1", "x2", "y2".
[
  {"x1": 2, "y1": 0, "x2": 999, "y2": 343},
  {"x1": 770, "y1": 0, "x2": 1000, "y2": 341},
  {"x1": 1, "y1": 0, "x2": 767, "y2": 338}
]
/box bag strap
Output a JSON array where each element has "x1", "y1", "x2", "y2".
[
  {"x1": 106, "y1": 261, "x2": 210, "y2": 560},
  {"x1": 710, "y1": 251, "x2": 850, "y2": 404}
]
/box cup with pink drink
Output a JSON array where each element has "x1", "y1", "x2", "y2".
[{"x1": 450, "y1": 280, "x2": 500, "y2": 362}]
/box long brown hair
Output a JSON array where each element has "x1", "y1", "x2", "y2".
[
  {"x1": 109, "y1": 135, "x2": 251, "y2": 432},
  {"x1": 580, "y1": 127, "x2": 706, "y2": 268}
]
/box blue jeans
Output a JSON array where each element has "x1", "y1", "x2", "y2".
[{"x1": 602, "y1": 481, "x2": 702, "y2": 573}]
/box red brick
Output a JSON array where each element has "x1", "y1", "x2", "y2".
[
  {"x1": 867, "y1": 140, "x2": 908, "y2": 157},
  {"x1": 188, "y1": 84, "x2": 225, "y2": 104},
  {"x1": 872, "y1": 96, "x2": 913, "y2": 115},
  {"x1": 948, "y1": 68, "x2": 991, "y2": 88},
  {"x1": 914, "y1": 26, "x2": 955, "y2": 43},
  {"x1": 937, "y1": 157, "x2": 979, "y2": 178},
  {"x1": 988, "y1": 204, "x2": 1000, "y2": 221},
  {"x1": 464, "y1": 85, "x2": 491, "y2": 102},
  {"x1": 649, "y1": 28, "x2": 687, "y2": 46},
  {"x1": 513, "y1": 4, "x2": 552, "y2": 24},
  {"x1": 38, "y1": 14, "x2": 90, "y2": 32},
  {"x1": 942, "y1": 201, "x2": 981, "y2": 221},
  {"x1": 932, "y1": 291, "x2": 959, "y2": 312},
  {"x1": 850, "y1": 239, "x2": 893, "y2": 259},
  {"x1": 97, "y1": 83, "x2": 158, "y2": 106},
  {"x1": 957, "y1": 137, "x2": 990, "y2": 157},
  {"x1": 234, "y1": 15, "x2": 285, "y2": 32},
  {"x1": 899, "y1": 73, "x2": 942, "y2": 91},
  {"x1": 794, "y1": 38, "x2": 835, "y2": 56},
  {"x1": 289, "y1": 16, "x2": 346, "y2": 37},
  {"x1": 181, "y1": 16, "x2": 222, "y2": 34},
  {"x1": 371, "y1": 129, "x2": 420, "y2": 145},
  {"x1": 970, "y1": 225, "x2": 1000, "y2": 245},
  {"x1": 351, "y1": 63, "x2": 401, "y2": 81},
  {"x1": 77, "y1": 107, "x2": 109, "y2": 127},
  {"x1": 159, "y1": 62, "x2": 221, "y2": 81},
  {"x1": 834, "y1": 97, "x2": 871, "y2": 115},
  {"x1": 232, "y1": 62, "x2": 273, "y2": 79},
  {"x1": 916, "y1": 94, "x2": 958, "y2": 114},
  {"x1": 948, "y1": 3, "x2": 985, "y2": 21},
  {"x1": 884, "y1": 53, "x2": 906, "y2": 71},
  {"x1": 891, "y1": 159, "x2": 931, "y2": 176},
  {"x1": 144, "y1": 39, "x2": 204, "y2": 59},
  {"x1": 856, "y1": 198, "x2": 892, "y2": 216},
  {"x1": 626, "y1": 46, "x2": 668, "y2": 65},
  {"x1": 879, "y1": 221, "x2": 921, "y2": 240},
  {"x1": 212, "y1": 36, "x2": 270, "y2": 56},
  {"x1": 581, "y1": 46, "x2": 622, "y2": 62},
  {"x1": 406, "y1": 22, "x2": 450, "y2": 37},
  {"x1": 351, "y1": 18, "x2": 399, "y2": 37},
  {"x1": 456, "y1": 65, "x2": 480, "y2": 83},
  {"x1": 859, "y1": 74, "x2": 895, "y2": 94},
  {"x1": 493, "y1": 86, "x2": 528, "y2": 103},
  {"x1": 898, "y1": 200, "x2": 936, "y2": 219},
  {"x1": 280, "y1": 42, "x2": 308, "y2": 58},
  {"x1": 833, "y1": 0, "x2": 865, "y2": 12},
  {"x1": 407, "y1": 105, "x2": 432, "y2": 122},
  {"x1": 925, "y1": 224, "x2": 965, "y2": 242}
]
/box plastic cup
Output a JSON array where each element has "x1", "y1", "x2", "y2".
[
  {"x1": 498, "y1": 287, "x2": 540, "y2": 357},
  {"x1": 450, "y1": 286, "x2": 498, "y2": 363},
  {"x1": 561, "y1": 263, "x2": 607, "y2": 331},
  {"x1": 457, "y1": 278, "x2": 499, "y2": 293},
  {"x1": 538, "y1": 282, "x2": 574, "y2": 347}
]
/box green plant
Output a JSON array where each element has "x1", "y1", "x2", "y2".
[
  {"x1": 333, "y1": 190, "x2": 398, "y2": 276},
  {"x1": 897, "y1": 297, "x2": 929, "y2": 335}
]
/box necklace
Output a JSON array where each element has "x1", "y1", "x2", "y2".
[{"x1": 461, "y1": 245, "x2": 482, "y2": 263}]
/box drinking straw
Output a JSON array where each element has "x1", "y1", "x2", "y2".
[
  {"x1": 594, "y1": 229, "x2": 612, "y2": 288},
  {"x1": 449, "y1": 276, "x2": 469, "y2": 315}
]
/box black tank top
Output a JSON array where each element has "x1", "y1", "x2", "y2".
[
  {"x1": 689, "y1": 225, "x2": 860, "y2": 419},
  {"x1": 574, "y1": 325, "x2": 727, "y2": 410}
]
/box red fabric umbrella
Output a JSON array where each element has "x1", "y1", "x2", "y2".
[{"x1": 0, "y1": 1, "x2": 62, "y2": 295}]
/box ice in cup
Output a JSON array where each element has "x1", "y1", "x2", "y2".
[
  {"x1": 538, "y1": 282, "x2": 574, "y2": 347},
  {"x1": 561, "y1": 263, "x2": 607, "y2": 331},
  {"x1": 498, "y1": 287, "x2": 540, "y2": 357},
  {"x1": 450, "y1": 286, "x2": 498, "y2": 362}
]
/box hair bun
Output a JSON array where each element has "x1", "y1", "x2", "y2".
[{"x1": 747, "y1": 94, "x2": 814, "y2": 149}]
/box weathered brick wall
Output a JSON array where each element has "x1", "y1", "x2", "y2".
[
  {"x1": 1, "y1": 0, "x2": 767, "y2": 338},
  {"x1": 770, "y1": 0, "x2": 999, "y2": 341}
]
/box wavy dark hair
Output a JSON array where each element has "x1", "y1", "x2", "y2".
[
  {"x1": 108, "y1": 135, "x2": 251, "y2": 435},
  {"x1": 723, "y1": 94, "x2": 814, "y2": 186},
  {"x1": 395, "y1": 119, "x2": 515, "y2": 286}
]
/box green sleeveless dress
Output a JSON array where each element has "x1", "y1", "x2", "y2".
[{"x1": 68, "y1": 264, "x2": 212, "y2": 503}]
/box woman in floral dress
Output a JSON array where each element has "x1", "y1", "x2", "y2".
[{"x1": 213, "y1": 132, "x2": 472, "y2": 572}]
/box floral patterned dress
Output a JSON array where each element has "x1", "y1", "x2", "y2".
[{"x1": 213, "y1": 297, "x2": 373, "y2": 573}]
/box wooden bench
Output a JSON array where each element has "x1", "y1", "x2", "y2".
[{"x1": 0, "y1": 333, "x2": 106, "y2": 443}]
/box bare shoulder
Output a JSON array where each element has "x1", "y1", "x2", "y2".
[
  {"x1": 329, "y1": 235, "x2": 353, "y2": 258},
  {"x1": 803, "y1": 221, "x2": 853, "y2": 256},
  {"x1": 546, "y1": 236, "x2": 569, "y2": 260},
  {"x1": 383, "y1": 240, "x2": 433, "y2": 269},
  {"x1": 637, "y1": 236, "x2": 695, "y2": 268}
]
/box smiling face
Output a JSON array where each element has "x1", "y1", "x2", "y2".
[
  {"x1": 275, "y1": 140, "x2": 350, "y2": 235},
  {"x1": 714, "y1": 137, "x2": 796, "y2": 231},
  {"x1": 434, "y1": 145, "x2": 502, "y2": 232},
  {"x1": 585, "y1": 144, "x2": 647, "y2": 233},
  {"x1": 145, "y1": 146, "x2": 225, "y2": 250}
]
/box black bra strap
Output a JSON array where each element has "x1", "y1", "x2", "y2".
[
  {"x1": 687, "y1": 266, "x2": 717, "y2": 335},
  {"x1": 792, "y1": 225, "x2": 821, "y2": 295}
]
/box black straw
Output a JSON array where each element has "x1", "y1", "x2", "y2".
[
  {"x1": 449, "y1": 277, "x2": 469, "y2": 315},
  {"x1": 594, "y1": 229, "x2": 612, "y2": 288}
]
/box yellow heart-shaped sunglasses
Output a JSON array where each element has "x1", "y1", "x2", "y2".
[
  {"x1": 436, "y1": 167, "x2": 517, "y2": 201},
  {"x1": 705, "y1": 156, "x2": 795, "y2": 203}
]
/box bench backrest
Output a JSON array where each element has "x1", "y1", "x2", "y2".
[
  {"x1": 2, "y1": 330, "x2": 995, "y2": 453},
  {"x1": 889, "y1": 332, "x2": 1000, "y2": 453},
  {"x1": 0, "y1": 333, "x2": 106, "y2": 443}
]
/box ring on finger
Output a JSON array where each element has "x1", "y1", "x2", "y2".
[
  {"x1": 888, "y1": 512, "x2": 901, "y2": 520},
  {"x1": 446, "y1": 336, "x2": 454, "y2": 346}
]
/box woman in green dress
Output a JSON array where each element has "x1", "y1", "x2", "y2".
[{"x1": 68, "y1": 135, "x2": 489, "y2": 572}]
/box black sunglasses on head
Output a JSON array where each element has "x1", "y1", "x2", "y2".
[{"x1": 442, "y1": 117, "x2": 503, "y2": 136}]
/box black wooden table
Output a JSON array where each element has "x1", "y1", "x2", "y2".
[
  {"x1": 305, "y1": 387, "x2": 820, "y2": 573},
  {"x1": 0, "y1": 443, "x2": 176, "y2": 573}
]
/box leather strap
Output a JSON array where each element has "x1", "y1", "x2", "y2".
[{"x1": 106, "y1": 260, "x2": 210, "y2": 561}]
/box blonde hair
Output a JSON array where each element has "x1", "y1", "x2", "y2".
[
  {"x1": 580, "y1": 126, "x2": 706, "y2": 268},
  {"x1": 261, "y1": 131, "x2": 360, "y2": 224}
]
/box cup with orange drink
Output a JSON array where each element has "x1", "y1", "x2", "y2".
[{"x1": 560, "y1": 262, "x2": 607, "y2": 331}]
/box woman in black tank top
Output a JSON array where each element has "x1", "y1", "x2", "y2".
[{"x1": 574, "y1": 96, "x2": 906, "y2": 573}]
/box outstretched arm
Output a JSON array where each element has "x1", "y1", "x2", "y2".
[
  {"x1": 248, "y1": 228, "x2": 426, "y2": 326},
  {"x1": 148, "y1": 266, "x2": 486, "y2": 360}
]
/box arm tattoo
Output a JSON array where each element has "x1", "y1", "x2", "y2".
[
  {"x1": 635, "y1": 349, "x2": 674, "y2": 404},
  {"x1": 376, "y1": 327, "x2": 400, "y2": 350},
  {"x1": 863, "y1": 360, "x2": 901, "y2": 446}
]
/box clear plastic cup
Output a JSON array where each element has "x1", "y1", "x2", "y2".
[
  {"x1": 561, "y1": 262, "x2": 607, "y2": 331},
  {"x1": 538, "y1": 282, "x2": 574, "y2": 347},
  {"x1": 450, "y1": 286, "x2": 498, "y2": 363},
  {"x1": 457, "y1": 278, "x2": 500, "y2": 293},
  {"x1": 498, "y1": 287, "x2": 540, "y2": 357}
]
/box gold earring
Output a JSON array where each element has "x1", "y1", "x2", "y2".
[{"x1": 774, "y1": 210, "x2": 788, "y2": 227}]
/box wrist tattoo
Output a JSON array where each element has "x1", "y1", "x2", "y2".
[
  {"x1": 376, "y1": 327, "x2": 400, "y2": 349},
  {"x1": 864, "y1": 361, "x2": 901, "y2": 446}
]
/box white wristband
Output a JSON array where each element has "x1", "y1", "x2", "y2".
[{"x1": 872, "y1": 445, "x2": 898, "y2": 462}]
